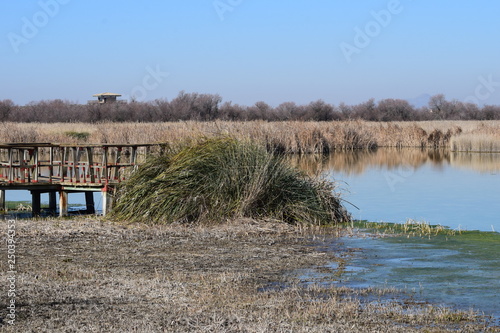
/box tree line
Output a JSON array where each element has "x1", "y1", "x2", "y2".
[{"x1": 1, "y1": 92, "x2": 500, "y2": 123}]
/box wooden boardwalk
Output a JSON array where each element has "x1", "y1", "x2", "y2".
[{"x1": 0, "y1": 143, "x2": 159, "y2": 216}]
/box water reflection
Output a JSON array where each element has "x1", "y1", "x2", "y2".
[
  {"x1": 289, "y1": 148, "x2": 500, "y2": 175},
  {"x1": 290, "y1": 148, "x2": 500, "y2": 232}
]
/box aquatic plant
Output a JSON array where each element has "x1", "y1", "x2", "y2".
[
  {"x1": 355, "y1": 219, "x2": 458, "y2": 237},
  {"x1": 112, "y1": 137, "x2": 350, "y2": 225},
  {"x1": 64, "y1": 131, "x2": 90, "y2": 142}
]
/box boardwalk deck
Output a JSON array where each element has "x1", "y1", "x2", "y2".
[{"x1": 0, "y1": 143, "x2": 159, "y2": 217}]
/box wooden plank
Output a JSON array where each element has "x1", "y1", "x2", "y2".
[{"x1": 86, "y1": 147, "x2": 95, "y2": 183}]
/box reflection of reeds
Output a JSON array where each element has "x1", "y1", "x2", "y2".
[
  {"x1": 288, "y1": 148, "x2": 500, "y2": 175},
  {"x1": 1, "y1": 120, "x2": 499, "y2": 152},
  {"x1": 288, "y1": 148, "x2": 442, "y2": 175},
  {"x1": 450, "y1": 151, "x2": 500, "y2": 173}
]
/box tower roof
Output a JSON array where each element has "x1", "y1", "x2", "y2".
[{"x1": 92, "y1": 92, "x2": 122, "y2": 97}]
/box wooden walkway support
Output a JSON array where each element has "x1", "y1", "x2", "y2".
[{"x1": 0, "y1": 143, "x2": 159, "y2": 217}]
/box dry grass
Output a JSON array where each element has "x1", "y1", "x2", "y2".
[
  {"x1": 1, "y1": 120, "x2": 500, "y2": 152},
  {"x1": 0, "y1": 218, "x2": 497, "y2": 332},
  {"x1": 450, "y1": 122, "x2": 500, "y2": 152},
  {"x1": 113, "y1": 137, "x2": 350, "y2": 225}
]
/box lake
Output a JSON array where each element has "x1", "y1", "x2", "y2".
[
  {"x1": 3, "y1": 191, "x2": 103, "y2": 214},
  {"x1": 293, "y1": 148, "x2": 500, "y2": 232},
  {"x1": 293, "y1": 148, "x2": 500, "y2": 319}
]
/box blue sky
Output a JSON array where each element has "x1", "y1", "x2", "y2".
[{"x1": 2, "y1": 0, "x2": 500, "y2": 106}]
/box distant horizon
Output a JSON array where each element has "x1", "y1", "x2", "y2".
[{"x1": 4, "y1": 92, "x2": 498, "y2": 110}]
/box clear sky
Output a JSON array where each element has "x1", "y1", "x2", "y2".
[{"x1": 2, "y1": 0, "x2": 500, "y2": 106}]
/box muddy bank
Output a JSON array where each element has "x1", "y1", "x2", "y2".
[{"x1": 0, "y1": 218, "x2": 496, "y2": 332}]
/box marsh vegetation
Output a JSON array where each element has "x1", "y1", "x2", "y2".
[
  {"x1": 112, "y1": 137, "x2": 350, "y2": 225},
  {"x1": 1, "y1": 119, "x2": 499, "y2": 331},
  {"x1": 1, "y1": 120, "x2": 500, "y2": 153}
]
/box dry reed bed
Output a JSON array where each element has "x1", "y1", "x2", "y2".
[
  {"x1": 0, "y1": 218, "x2": 496, "y2": 332},
  {"x1": 1, "y1": 120, "x2": 500, "y2": 152}
]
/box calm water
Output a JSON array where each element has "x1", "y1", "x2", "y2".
[
  {"x1": 295, "y1": 149, "x2": 500, "y2": 232},
  {"x1": 331, "y1": 234, "x2": 500, "y2": 318},
  {"x1": 293, "y1": 149, "x2": 500, "y2": 319},
  {"x1": 3, "y1": 191, "x2": 103, "y2": 214}
]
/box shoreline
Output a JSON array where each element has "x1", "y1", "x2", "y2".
[{"x1": 0, "y1": 218, "x2": 497, "y2": 332}]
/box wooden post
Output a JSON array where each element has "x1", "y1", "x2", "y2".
[
  {"x1": 59, "y1": 191, "x2": 68, "y2": 217},
  {"x1": 21, "y1": 149, "x2": 27, "y2": 183},
  {"x1": 73, "y1": 147, "x2": 80, "y2": 183},
  {"x1": 61, "y1": 147, "x2": 67, "y2": 182},
  {"x1": 114, "y1": 147, "x2": 122, "y2": 180},
  {"x1": 103, "y1": 146, "x2": 108, "y2": 183},
  {"x1": 49, "y1": 146, "x2": 54, "y2": 183},
  {"x1": 85, "y1": 191, "x2": 95, "y2": 214},
  {"x1": 32, "y1": 190, "x2": 41, "y2": 217},
  {"x1": 86, "y1": 147, "x2": 95, "y2": 183},
  {"x1": 102, "y1": 186, "x2": 113, "y2": 216},
  {"x1": 0, "y1": 190, "x2": 5, "y2": 212},
  {"x1": 49, "y1": 191, "x2": 57, "y2": 215},
  {"x1": 131, "y1": 147, "x2": 137, "y2": 165},
  {"x1": 8, "y1": 147, "x2": 13, "y2": 182},
  {"x1": 33, "y1": 147, "x2": 39, "y2": 182}
]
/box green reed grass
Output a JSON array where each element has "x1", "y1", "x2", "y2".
[
  {"x1": 112, "y1": 137, "x2": 350, "y2": 225},
  {"x1": 353, "y1": 219, "x2": 458, "y2": 237}
]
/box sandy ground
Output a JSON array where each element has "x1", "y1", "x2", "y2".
[{"x1": 0, "y1": 218, "x2": 497, "y2": 332}]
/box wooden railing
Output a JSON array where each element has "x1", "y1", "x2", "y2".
[{"x1": 0, "y1": 143, "x2": 159, "y2": 186}]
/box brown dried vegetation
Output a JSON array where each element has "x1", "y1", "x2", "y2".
[
  {"x1": 0, "y1": 219, "x2": 497, "y2": 332},
  {"x1": 1, "y1": 120, "x2": 499, "y2": 153}
]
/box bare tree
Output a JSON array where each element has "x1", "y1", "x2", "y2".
[
  {"x1": 377, "y1": 99, "x2": 415, "y2": 121},
  {"x1": 305, "y1": 100, "x2": 336, "y2": 121},
  {"x1": 247, "y1": 101, "x2": 273, "y2": 120},
  {"x1": 275, "y1": 102, "x2": 298, "y2": 120},
  {"x1": 352, "y1": 98, "x2": 377, "y2": 120},
  {"x1": 5, "y1": 91, "x2": 500, "y2": 122},
  {"x1": 338, "y1": 102, "x2": 353, "y2": 120},
  {"x1": 219, "y1": 101, "x2": 247, "y2": 121},
  {"x1": 428, "y1": 94, "x2": 448, "y2": 120},
  {"x1": 0, "y1": 99, "x2": 15, "y2": 122},
  {"x1": 482, "y1": 105, "x2": 500, "y2": 120}
]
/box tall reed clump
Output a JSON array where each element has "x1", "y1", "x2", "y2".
[{"x1": 112, "y1": 137, "x2": 350, "y2": 225}]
